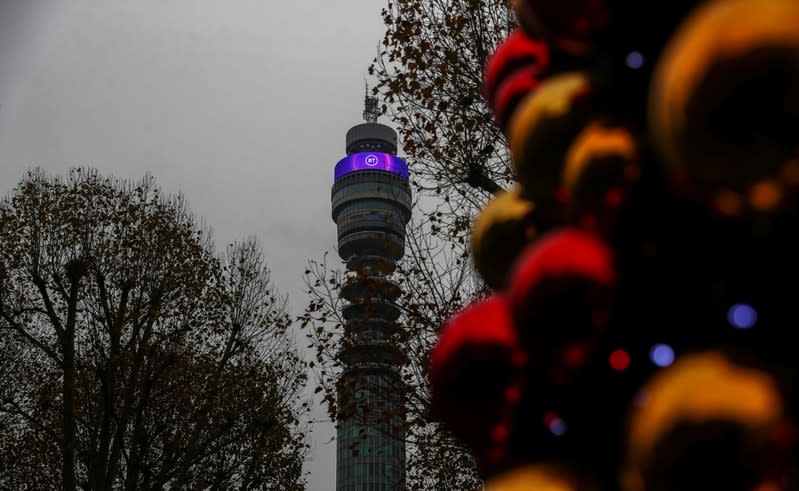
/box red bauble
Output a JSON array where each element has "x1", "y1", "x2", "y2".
[
  {"x1": 484, "y1": 30, "x2": 549, "y2": 131},
  {"x1": 429, "y1": 294, "x2": 525, "y2": 467},
  {"x1": 508, "y1": 227, "x2": 615, "y2": 381},
  {"x1": 493, "y1": 65, "x2": 546, "y2": 134},
  {"x1": 512, "y1": 0, "x2": 608, "y2": 56}
]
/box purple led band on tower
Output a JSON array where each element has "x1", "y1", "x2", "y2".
[{"x1": 334, "y1": 152, "x2": 409, "y2": 182}]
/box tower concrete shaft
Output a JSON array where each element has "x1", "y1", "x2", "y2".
[{"x1": 331, "y1": 97, "x2": 411, "y2": 491}]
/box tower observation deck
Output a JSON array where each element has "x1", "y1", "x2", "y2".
[{"x1": 332, "y1": 95, "x2": 411, "y2": 491}]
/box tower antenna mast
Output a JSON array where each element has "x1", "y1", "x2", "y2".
[{"x1": 363, "y1": 77, "x2": 380, "y2": 123}]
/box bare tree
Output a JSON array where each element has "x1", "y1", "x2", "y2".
[
  {"x1": 370, "y1": 0, "x2": 516, "y2": 238},
  {"x1": 0, "y1": 169, "x2": 307, "y2": 490}
]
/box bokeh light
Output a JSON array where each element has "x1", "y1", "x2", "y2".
[
  {"x1": 728, "y1": 303, "x2": 757, "y2": 329},
  {"x1": 544, "y1": 411, "x2": 567, "y2": 436},
  {"x1": 609, "y1": 349, "x2": 630, "y2": 371},
  {"x1": 626, "y1": 51, "x2": 644, "y2": 69},
  {"x1": 550, "y1": 418, "x2": 567, "y2": 436},
  {"x1": 649, "y1": 344, "x2": 675, "y2": 367}
]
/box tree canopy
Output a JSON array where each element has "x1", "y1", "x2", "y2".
[
  {"x1": 0, "y1": 168, "x2": 307, "y2": 490},
  {"x1": 371, "y1": 0, "x2": 516, "y2": 238}
]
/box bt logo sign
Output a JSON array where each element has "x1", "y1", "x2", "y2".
[{"x1": 365, "y1": 154, "x2": 379, "y2": 166}]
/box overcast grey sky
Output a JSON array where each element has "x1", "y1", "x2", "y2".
[{"x1": 0, "y1": 1, "x2": 392, "y2": 488}]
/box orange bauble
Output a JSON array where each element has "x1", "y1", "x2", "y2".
[
  {"x1": 471, "y1": 186, "x2": 537, "y2": 290},
  {"x1": 562, "y1": 123, "x2": 640, "y2": 234},
  {"x1": 485, "y1": 462, "x2": 595, "y2": 491},
  {"x1": 623, "y1": 351, "x2": 792, "y2": 491},
  {"x1": 649, "y1": 0, "x2": 799, "y2": 214},
  {"x1": 508, "y1": 72, "x2": 593, "y2": 206}
]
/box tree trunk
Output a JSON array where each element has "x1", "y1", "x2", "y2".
[
  {"x1": 62, "y1": 334, "x2": 76, "y2": 491},
  {"x1": 92, "y1": 276, "x2": 130, "y2": 489},
  {"x1": 62, "y1": 261, "x2": 84, "y2": 491},
  {"x1": 105, "y1": 291, "x2": 159, "y2": 491}
]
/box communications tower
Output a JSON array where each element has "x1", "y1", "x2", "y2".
[{"x1": 331, "y1": 94, "x2": 411, "y2": 491}]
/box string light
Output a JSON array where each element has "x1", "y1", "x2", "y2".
[
  {"x1": 544, "y1": 411, "x2": 567, "y2": 436},
  {"x1": 609, "y1": 349, "x2": 631, "y2": 371},
  {"x1": 626, "y1": 51, "x2": 645, "y2": 69},
  {"x1": 650, "y1": 344, "x2": 675, "y2": 367},
  {"x1": 728, "y1": 303, "x2": 757, "y2": 329}
]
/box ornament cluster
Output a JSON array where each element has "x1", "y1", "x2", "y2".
[{"x1": 429, "y1": 1, "x2": 799, "y2": 489}]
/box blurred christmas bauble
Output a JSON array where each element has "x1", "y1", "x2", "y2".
[
  {"x1": 507, "y1": 227, "x2": 615, "y2": 383},
  {"x1": 508, "y1": 72, "x2": 593, "y2": 206},
  {"x1": 622, "y1": 350, "x2": 793, "y2": 491},
  {"x1": 429, "y1": 294, "x2": 526, "y2": 468},
  {"x1": 484, "y1": 29, "x2": 549, "y2": 133},
  {"x1": 510, "y1": 0, "x2": 702, "y2": 67},
  {"x1": 649, "y1": 0, "x2": 799, "y2": 215},
  {"x1": 485, "y1": 462, "x2": 600, "y2": 491},
  {"x1": 510, "y1": 0, "x2": 608, "y2": 57},
  {"x1": 562, "y1": 123, "x2": 640, "y2": 233},
  {"x1": 472, "y1": 186, "x2": 537, "y2": 290},
  {"x1": 494, "y1": 66, "x2": 548, "y2": 135}
]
